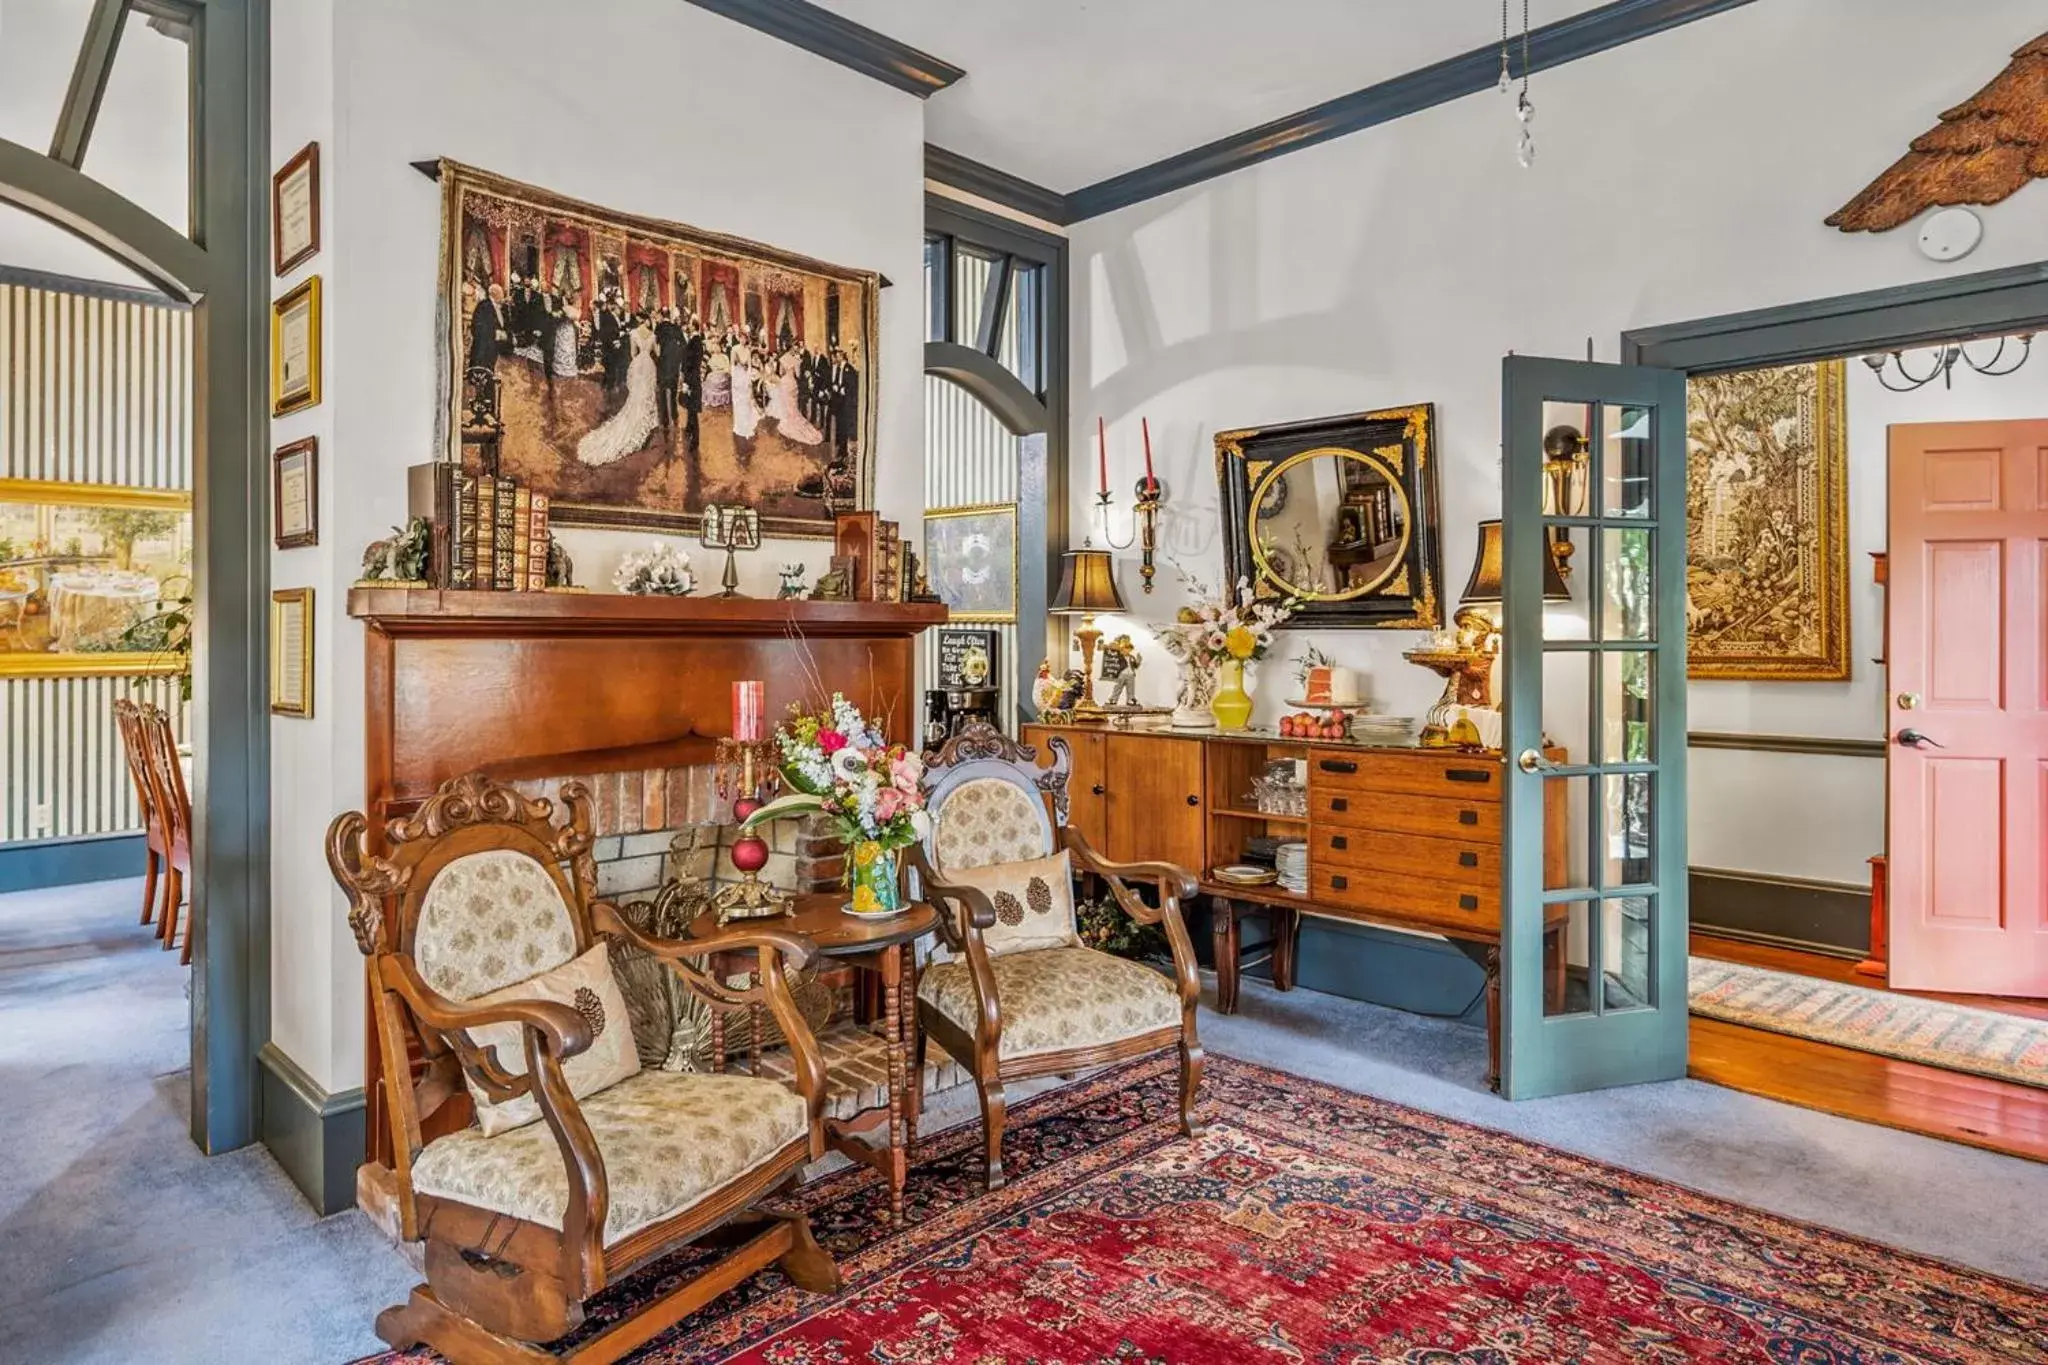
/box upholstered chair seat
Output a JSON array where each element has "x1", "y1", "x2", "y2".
[
  {"x1": 410, "y1": 1070, "x2": 808, "y2": 1245},
  {"x1": 917, "y1": 948, "x2": 1181, "y2": 1060}
]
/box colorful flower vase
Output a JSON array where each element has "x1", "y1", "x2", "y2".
[
  {"x1": 1210, "y1": 659, "x2": 1254, "y2": 732},
  {"x1": 849, "y1": 840, "x2": 903, "y2": 916}
]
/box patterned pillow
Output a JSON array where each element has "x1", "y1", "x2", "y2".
[
  {"x1": 462, "y1": 943, "x2": 642, "y2": 1136},
  {"x1": 942, "y1": 849, "x2": 1077, "y2": 957}
]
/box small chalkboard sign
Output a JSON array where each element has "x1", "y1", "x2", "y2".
[{"x1": 936, "y1": 628, "x2": 998, "y2": 688}]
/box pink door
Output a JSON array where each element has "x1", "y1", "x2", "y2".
[{"x1": 1888, "y1": 419, "x2": 2048, "y2": 995}]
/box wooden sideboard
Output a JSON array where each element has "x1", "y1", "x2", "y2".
[{"x1": 1023, "y1": 723, "x2": 1567, "y2": 1088}]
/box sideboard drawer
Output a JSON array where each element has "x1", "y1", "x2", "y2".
[
  {"x1": 1312, "y1": 866, "x2": 1500, "y2": 931},
  {"x1": 1318, "y1": 828, "x2": 1499, "y2": 888},
  {"x1": 1312, "y1": 789, "x2": 1502, "y2": 841},
  {"x1": 1310, "y1": 751, "x2": 1503, "y2": 803}
]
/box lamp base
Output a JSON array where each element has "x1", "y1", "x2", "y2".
[
  {"x1": 713, "y1": 871, "x2": 790, "y2": 925},
  {"x1": 1073, "y1": 615, "x2": 1104, "y2": 710}
]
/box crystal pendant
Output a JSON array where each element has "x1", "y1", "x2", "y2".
[
  {"x1": 1497, "y1": 55, "x2": 1511, "y2": 94},
  {"x1": 1517, "y1": 128, "x2": 1536, "y2": 168},
  {"x1": 1516, "y1": 90, "x2": 1535, "y2": 124}
]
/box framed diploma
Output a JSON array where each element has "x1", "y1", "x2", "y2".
[
  {"x1": 272, "y1": 438, "x2": 318, "y2": 549},
  {"x1": 270, "y1": 588, "x2": 314, "y2": 717},
  {"x1": 272, "y1": 141, "x2": 320, "y2": 275},
  {"x1": 271, "y1": 276, "x2": 322, "y2": 416}
]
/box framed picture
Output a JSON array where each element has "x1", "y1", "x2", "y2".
[
  {"x1": 272, "y1": 438, "x2": 318, "y2": 549},
  {"x1": 436, "y1": 159, "x2": 880, "y2": 539},
  {"x1": 1686, "y1": 360, "x2": 1850, "y2": 680},
  {"x1": 1216, "y1": 404, "x2": 1444, "y2": 629},
  {"x1": 0, "y1": 479, "x2": 191, "y2": 678},
  {"x1": 270, "y1": 587, "x2": 314, "y2": 717},
  {"x1": 271, "y1": 276, "x2": 322, "y2": 416},
  {"x1": 936, "y1": 627, "x2": 998, "y2": 689},
  {"x1": 923, "y1": 503, "x2": 1018, "y2": 623},
  {"x1": 272, "y1": 141, "x2": 320, "y2": 275}
]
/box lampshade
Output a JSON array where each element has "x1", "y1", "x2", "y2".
[
  {"x1": 1050, "y1": 547, "x2": 1126, "y2": 615},
  {"x1": 1460, "y1": 519, "x2": 1571, "y2": 605}
]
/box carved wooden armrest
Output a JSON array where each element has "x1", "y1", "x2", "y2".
[
  {"x1": 379, "y1": 954, "x2": 594, "y2": 1101},
  {"x1": 900, "y1": 846, "x2": 1003, "y2": 1052},
  {"x1": 1061, "y1": 830, "x2": 1203, "y2": 1009}
]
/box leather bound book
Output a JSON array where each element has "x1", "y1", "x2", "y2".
[
  {"x1": 454, "y1": 471, "x2": 479, "y2": 589},
  {"x1": 527, "y1": 493, "x2": 550, "y2": 590},
  {"x1": 511, "y1": 485, "x2": 532, "y2": 590},
  {"x1": 491, "y1": 476, "x2": 516, "y2": 590}
]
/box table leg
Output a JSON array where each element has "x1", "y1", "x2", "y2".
[
  {"x1": 902, "y1": 948, "x2": 922, "y2": 1144},
  {"x1": 1270, "y1": 906, "x2": 1300, "y2": 992},
  {"x1": 880, "y1": 943, "x2": 907, "y2": 1226},
  {"x1": 1211, "y1": 898, "x2": 1241, "y2": 1014},
  {"x1": 1484, "y1": 946, "x2": 1502, "y2": 1094}
]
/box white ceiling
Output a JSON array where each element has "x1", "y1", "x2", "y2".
[{"x1": 814, "y1": 0, "x2": 1612, "y2": 192}]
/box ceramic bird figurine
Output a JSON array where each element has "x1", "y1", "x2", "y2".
[{"x1": 1033, "y1": 660, "x2": 1084, "y2": 717}]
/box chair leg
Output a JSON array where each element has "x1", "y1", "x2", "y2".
[
  {"x1": 140, "y1": 850, "x2": 159, "y2": 925},
  {"x1": 159, "y1": 868, "x2": 182, "y2": 952},
  {"x1": 179, "y1": 895, "x2": 194, "y2": 966},
  {"x1": 977, "y1": 1076, "x2": 1008, "y2": 1191},
  {"x1": 1178, "y1": 1037, "x2": 1206, "y2": 1139},
  {"x1": 772, "y1": 1209, "x2": 841, "y2": 1294}
]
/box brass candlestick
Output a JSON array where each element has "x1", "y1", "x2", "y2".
[{"x1": 1134, "y1": 475, "x2": 1164, "y2": 594}]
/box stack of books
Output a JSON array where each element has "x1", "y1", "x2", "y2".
[{"x1": 409, "y1": 461, "x2": 549, "y2": 590}]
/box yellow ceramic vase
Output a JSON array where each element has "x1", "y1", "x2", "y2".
[{"x1": 1210, "y1": 659, "x2": 1253, "y2": 731}]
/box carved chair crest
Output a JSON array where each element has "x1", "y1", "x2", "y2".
[{"x1": 919, "y1": 722, "x2": 1071, "y2": 875}]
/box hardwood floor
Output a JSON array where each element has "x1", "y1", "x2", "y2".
[{"x1": 1688, "y1": 933, "x2": 2048, "y2": 1164}]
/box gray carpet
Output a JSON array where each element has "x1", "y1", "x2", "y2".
[{"x1": 4, "y1": 878, "x2": 2047, "y2": 1365}]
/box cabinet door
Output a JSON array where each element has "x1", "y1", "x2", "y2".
[
  {"x1": 1020, "y1": 727, "x2": 1107, "y2": 853},
  {"x1": 1105, "y1": 734, "x2": 1205, "y2": 873}
]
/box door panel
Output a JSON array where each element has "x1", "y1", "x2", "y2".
[
  {"x1": 1105, "y1": 733, "x2": 1204, "y2": 872},
  {"x1": 1888, "y1": 420, "x2": 2048, "y2": 995}
]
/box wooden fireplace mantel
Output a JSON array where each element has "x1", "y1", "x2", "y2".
[{"x1": 347, "y1": 588, "x2": 948, "y2": 639}]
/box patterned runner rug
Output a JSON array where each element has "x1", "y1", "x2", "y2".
[
  {"x1": 359, "y1": 1054, "x2": 2048, "y2": 1363},
  {"x1": 1690, "y1": 956, "x2": 2048, "y2": 1088}
]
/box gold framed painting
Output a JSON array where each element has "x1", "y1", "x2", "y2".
[
  {"x1": 272, "y1": 275, "x2": 322, "y2": 415},
  {"x1": 436, "y1": 159, "x2": 881, "y2": 540},
  {"x1": 1685, "y1": 360, "x2": 1850, "y2": 681},
  {"x1": 270, "y1": 587, "x2": 314, "y2": 717},
  {"x1": 923, "y1": 503, "x2": 1018, "y2": 623},
  {"x1": 0, "y1": 478, "x2": 191, "y2": 678}
]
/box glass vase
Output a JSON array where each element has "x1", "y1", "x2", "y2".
[
  {"x1": 1210, "y1": 659, "x2": 1254, "y2": 731},
  {"x1": 848, "y1": 840, "x2": 903, "y2": 916}
]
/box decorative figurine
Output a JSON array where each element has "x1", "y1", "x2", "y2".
[
  {"x1": 1099, "y1": 633, "x2": 1141, "y2": 707},
  {"x1": 809, "y1": 558, "x2": 854, "y2": 601},
  {"x1": 612, "y1": 540, "x2": 695, "y2": 596},
  {"x1": 355, "y1": 518, "x2": 433, "y2": 587},
  {"x1": 544, "y1": 534, "x2": 575, "y2": 589},
  {"x1": 699, "y1": 503, "x2": 761, "y2": 599},
  {"x1": 776, "y1": 563, "x2": 808, "y2": 599},
  {"x1": 1032, "y1": 660, "x2": 1085, "y2": 720},
  {"x1": 904, "y1": 543, "x2": 941, "y2": 604}
]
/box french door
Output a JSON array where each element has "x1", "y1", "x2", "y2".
[{"x1": 1500, "y1": 357, "x2": 1690, "y2": 1098}]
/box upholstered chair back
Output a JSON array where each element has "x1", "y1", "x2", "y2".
[
  {"x1": 920, "y1": 724, "x2": 1069, "y2": 874},
  {"x1": 413, "y1": 849, "x2": 581, "y2": 1001}
]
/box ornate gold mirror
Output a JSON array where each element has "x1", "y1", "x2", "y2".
[{"x1": 1248, "y1": 446, "x2": 1413, "y2": 601}]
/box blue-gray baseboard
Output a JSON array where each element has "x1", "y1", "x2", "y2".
[
  {"x1": 258, "y1": 1043, "x2": 366, "y2": 1216},
  {"x1": 0, "y1": 834, "x2": 146, "y2": 893}
]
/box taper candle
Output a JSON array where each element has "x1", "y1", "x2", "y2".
[
  {"x1": 1141, "y1": 416, "x2": 1154, "y2": 483},
  {"x1": 732, "y1": 679, "x2": 766, "y2": 741}
]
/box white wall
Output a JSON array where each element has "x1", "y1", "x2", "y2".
[
  {"x1": 1066, "y1": 0, "x2": 2048, "y2": 868},
  {"x1": 269, "y1": 0, "x2": 926, "y2": 1093}
]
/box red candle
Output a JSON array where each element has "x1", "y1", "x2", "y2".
[
  {"x1": 1141, "y1": 416, "x2": 1155, "y2": 484},
  {"x1": 1097, "y1": 416, "x2": 1108, "y2": 495},
  {"x1": 732, "y1": 680, "x2": 766, "y2": 741}
]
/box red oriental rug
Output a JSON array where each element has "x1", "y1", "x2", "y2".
[{"x1": 361, "y1": 1055, "x2": 2048, "y2": 1363}]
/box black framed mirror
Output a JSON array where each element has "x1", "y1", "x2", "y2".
[{"x1": 1216, "y1": 404, "x2": 1444, "y2": 628}]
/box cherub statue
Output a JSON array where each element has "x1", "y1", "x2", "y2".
[
  {"x1": 776, "y1": 563, "x2": 808, "y2": 599},
  {"x1": 1099, "y1": 633, "x2": 1141, "y2": 707}
]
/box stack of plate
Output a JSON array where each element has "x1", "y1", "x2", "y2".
[
  {"x1": 1211, "y1": 863, "x2": 1278, "y2": 888},
  {"x1": 1275, "y1": 841, "x2": 1309, "y2": 894},
  {"x1": 1351, "y1": 715, "x2": 1418, "y2": 743}
]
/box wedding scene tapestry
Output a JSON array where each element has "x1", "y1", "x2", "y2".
[
  {"x1": 1684, "y1": 360, "x2": 1850, "y2": 681},
  {"x1": 439, "y1": 162, "x2": 878, "y2": 538}
]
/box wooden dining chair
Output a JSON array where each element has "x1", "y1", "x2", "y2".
[
  {"x1": 135, "y1": 702, "x2": 193, "y2": 963},
  {"x1": 112, "y1": 700, "x2": 167, "y2": 929}
]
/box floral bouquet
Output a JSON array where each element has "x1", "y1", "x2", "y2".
[
  {"x1": 1166, "y1": 575, "x2": 1297, "y2": 669},
  {"x1": 740, "y1": 693, "x2": 930, "y2": 915},
  {"x1": 612, "y1": 540, "x2": 695, "y2": 596}
]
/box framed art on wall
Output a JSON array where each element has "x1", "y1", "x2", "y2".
[
  {"x1": 923, "y1": 503, "x2": 1018, "y2": 623},
  {"x1": 0, "y1": 479, "x2": 192, "y2": 678},
  {"x1": 1216, "y1": 404, "x2": 1444, "y2": 629},
  {"x1": 272, "y1": 438, "x2": 318, "y2": 549},
  {"x1": 271, "y1": 276, "x2": 322, "y2": 416},
  {"x1": 272, "y1": 141, "x2": 320, "y2": 275},
  {"x1": 270, "y1": 587, "x2": 314, "y2": 717},
  {"x1": 1685, "y1": 360, "x2": 1849, "y2": 680},
  {"x1": 435, "y1": 160, "x2": 880, "y2": 539}
]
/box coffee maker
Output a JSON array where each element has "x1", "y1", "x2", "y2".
[{"x1": 924, "y1": 687, "x2": 999, "y2": 748}]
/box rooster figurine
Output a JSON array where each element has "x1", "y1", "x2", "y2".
[{"x1": 1032, "y1": 660, "x2": 1084, "y2": 719}]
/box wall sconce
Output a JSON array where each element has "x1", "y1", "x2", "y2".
[
  {"x1": 1863, "y1": 333, "x2": 2033, "y2": 391},
  {"x1": 1541, "y1": 423, "x2": 1588, "y2": 578},
  {"x1": 1093, "y1": 416, "x2": 1168, "y2": 593}
]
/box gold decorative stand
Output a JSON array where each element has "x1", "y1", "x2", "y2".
[{"x1": 1402, "y1": 646, "x2": 1495, "y2": 748}]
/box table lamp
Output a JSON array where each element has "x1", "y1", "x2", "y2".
[{"x1": 1050, "y1": 547, "x2": 1126, "y2": 716}]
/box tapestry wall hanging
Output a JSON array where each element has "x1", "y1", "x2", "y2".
[
  {"x1": 438, "y1": 161, "x2": 879, "y2": 539},
  {"x1": 1685, "y1": 360, "x2": 1849, "y2": 681}
]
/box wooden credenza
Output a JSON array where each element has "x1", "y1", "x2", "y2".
[{"x1": 1023, "y1": 723, "x2": 1567, "y2": 1088}]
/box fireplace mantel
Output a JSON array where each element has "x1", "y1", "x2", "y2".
[{"x1": 347, "y1": 588, "x2": 948, "y2": 639}]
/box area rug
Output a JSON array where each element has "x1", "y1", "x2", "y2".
[
  {"x1": 359, "y1": 1055, "x2": 2048, "y2": 1364},
  {"x1": 1690, "y1": 956, "x2": 2048, "y2": 1088}
]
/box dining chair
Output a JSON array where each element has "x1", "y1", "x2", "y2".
[
  {"x1": 112, "y1": 700, "x2": 166, "y2": 929},
  {"x1": 136, "y1": 702, "x2": 193, "y2": 963}
]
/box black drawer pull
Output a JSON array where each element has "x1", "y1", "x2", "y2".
[
  {"x1": 1331, "y1": 797, "x2": 1349, "y2": 813},
  {"x1": 1091, "y1": 784, "x2": 1106, "y2": 796},
  {"x1": 1458, "y1": 809, "x2": 1479, "y2": 826},
  {"x1": 1459, "y1": 894, "x2": 1479, "y2": 911},
  {"x1": 1331, "y1": 874, "x2": 1349, "y2": 890},
  {"x1": 1330, "y1": 835, "x2": 1348, "y2": 850},
  {"x1": 1186, "y1": 794, "x2": 1200, "y2": 806},
  {"x1": 1445, "y1": 768, "x2": 1493, "y2": 784},
  {"x1": 1319, "y1": 758, "x2": 1358, "y2": 774},
  {"x1": 1458, "y1": 851, "x2": 1479, "y2": 868}
]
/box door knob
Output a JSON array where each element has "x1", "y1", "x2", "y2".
[
  {"x1": 1517, "y1": 748, "x2": 1557, "y2": 775},
  {"x1": 1896, "y1": 692, "x2": 1921, "y2": 710},
  {"x1": 1896, "y1": 728, "x2": 1946, "y2": 749}
]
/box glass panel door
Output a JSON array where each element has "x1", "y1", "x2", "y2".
[{"x1": 1500, "y1": 356, "x2": 1688, "y2": 1099}]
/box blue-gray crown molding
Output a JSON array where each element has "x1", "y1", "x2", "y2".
[
  {"x1": 1063, "y1": 0, "x2": 1758, "y2": 221},
  {"x1": 924, "y1": 145, "x2": 1071, "y2": 226},
  {"x1": 682, "y1": 0, "x2": 964, "y2": 98}
]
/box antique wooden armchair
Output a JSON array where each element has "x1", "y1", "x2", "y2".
[
  {"x1": 328, "y1": 773, "x2": 839, "y2": 1365},
  {"x1": 909, "y1": 723, "x2": 1203, "y2": 1189}
]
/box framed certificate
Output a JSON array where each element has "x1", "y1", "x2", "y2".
[
  {"x1": 272, "y1": 438, "x2": 318, "y2": 549},
  {"x1": 270, "y1": 587, "x2": 314, "y2": 717},
  {"x1": 271, "y1": 276, "x2": 322, "y2": 416},
  {"x1": 272, "y1": 141, "x2": 320, "y2": 275}
]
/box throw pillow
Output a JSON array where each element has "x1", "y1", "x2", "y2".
[
  {"x1": 942, "y1": 849, "x2": 1078, "y2": 957},
  {"x1": 462, "y1": 942, "x2": 641, "y2": 1135}
]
